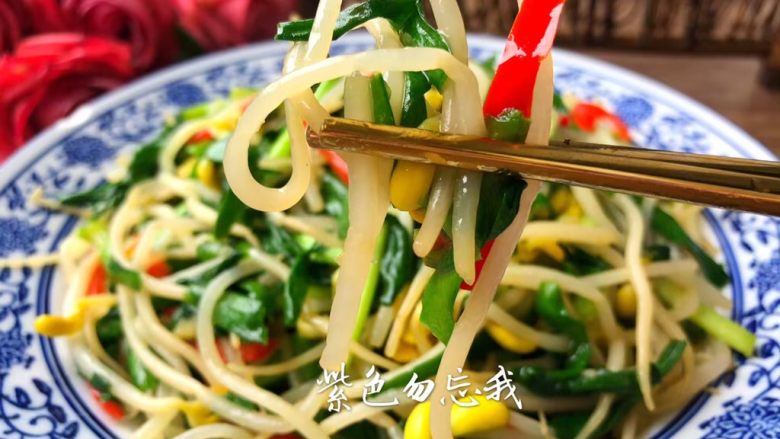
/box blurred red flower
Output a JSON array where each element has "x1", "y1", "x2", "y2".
[
  {"x1": 0, "y1": 0, "x2": 70, "y2": 53},
  {"x1": 0, "y1": 0, "x2": 300, "y2": 161},
  {"x1": 0, "y1": 33, "x2": 133, "y2": 160},
  {"x1": 62, "y1": 0, "x2": 179, "y2": 70},
  {"x1": 172, "y1": 0, "x2": 297, "y2": 51},
  {"x1": 0, "y1": 1, "x2": 28, "y2": 52}
]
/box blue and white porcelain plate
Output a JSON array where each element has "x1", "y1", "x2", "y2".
[{"x1": 0, "y1": 33, "x2": 777, "y2": 438}]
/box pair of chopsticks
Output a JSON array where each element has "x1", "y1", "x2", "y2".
[{"x1": 306, "y1": 117, "x2": 780, "y2": 216}]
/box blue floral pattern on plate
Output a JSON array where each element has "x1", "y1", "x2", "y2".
[{"x1": 0, "y1": 34, "x2": 777, "y2": 438}]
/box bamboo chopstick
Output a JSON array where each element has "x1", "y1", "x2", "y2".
[
  {"x1": 549, "y1": 140, "x2": 780, "y2": 178},
  {"x1": 306, "y1": 117, "x2": 780, "y2": 217}
]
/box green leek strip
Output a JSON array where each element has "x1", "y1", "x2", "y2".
[
  {"x1": 126, "y1": 348, "x2": 159, "y2": 392},
  {"x1": 106, "y1": 258, "x2": 142, "y2": 290},
  {"x1": 351, "y1": 224, "x2": 390, "y2": 340},
  {"x1": 523, "y1": 281, "x2": 591, "y2": 381},
  {"x1": 370, "y1": 74, "x2": 395, "y2": 126},
  {"x1": 517, "y1": 340, "x2": 686, "y2": 397},
  {"x1": 547, "y1": 340, "x2": 686, "y2": 439},
  {"x1": 275, "y1": 1, "x2": 375, "y2": 41},
  {"x1": 400, "y1": 71, "x2": 429, "y2": 128},
  {"x1": 651, "y1": 206, "x2": 729, "y2": 287},
  {"x1": 689, "y1": 305, "x2": 755, "y2": 357}
]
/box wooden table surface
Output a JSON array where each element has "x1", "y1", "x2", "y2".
[{"x1": 581, "y1": 50, "x2": 780, "y2": 157}]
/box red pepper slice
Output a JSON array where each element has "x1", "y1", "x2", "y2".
[
  {"x1": 145, "y1": 260, "x2": 171, "y2": 278},
  {"x1": 187, "y1": 129, "x2": 214, "y2": 145},
  {"x1": 85, "y1": 263, "x2": 107, "y2": 296},
  {"x1": 460, "y1": 240, "x2": 495, "y2": 290},
  {"x1": 211, "y1": 338, "x2": 278, "y2": 364},
  {"x1": 570, "y1": 102, "x2": 630, "y2": 142},
  {"x1": 239, "y1": 339, "x2": 279, "y2": 364},
  {"x1": 319, "y1": 149, "x2": 349, "y2": 184},
  {"x1": 89, "y1": 387, "x2": 124, "y2": 421},
  {"x1": 464, "y1": 0, "x2": 565, "y2": 291},
  {"x1": 270, "y1": 434, "x2": 302, "y2": 439},
  {"x1": 483, "y1": 0, "x2": 566, "y2": 118}
]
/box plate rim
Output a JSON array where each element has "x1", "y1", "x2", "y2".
[{"x1": 1, "y1": 33, "x2": 775, "y2": 185}]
